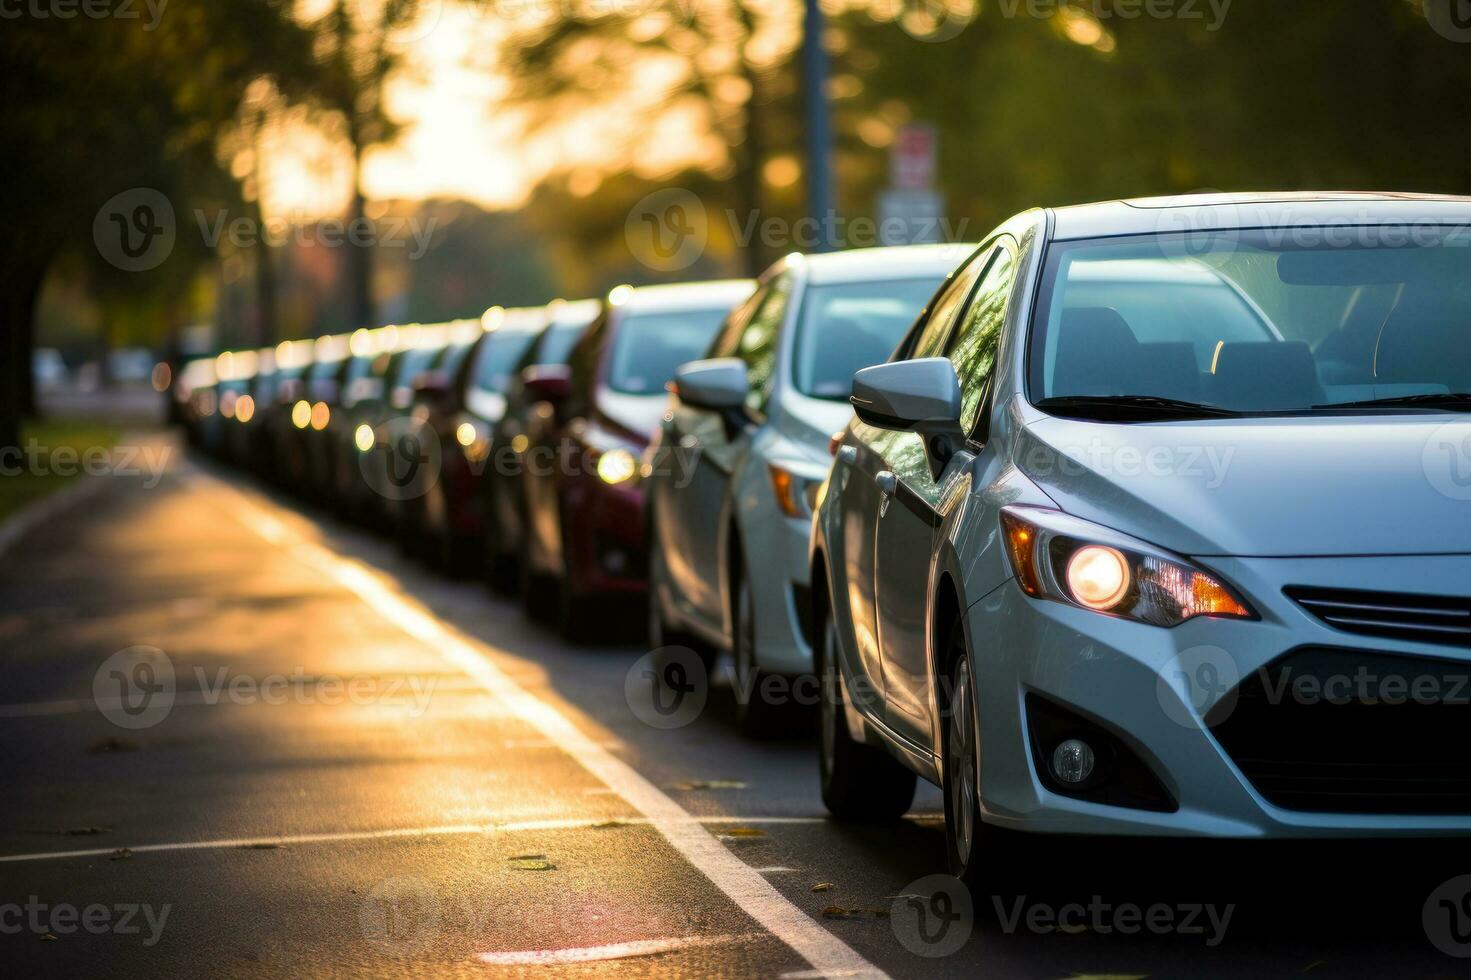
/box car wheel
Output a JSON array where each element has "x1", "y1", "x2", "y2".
[
  {"x1": 817, "y1": 603, "x2": 915, "y2": 820},
  {"x1": 941, "y1": 619, "x2": 995, "y2": 891},
  {"x1": 519, "y1": 528, "x2": 559, "y2": 624},
  {"x1": 732, "y1": 564, "x2": 806, "y2": 737}
]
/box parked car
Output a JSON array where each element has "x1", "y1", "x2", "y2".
[
  {"x1": 214, "y1": 349, "x2": 262, "y2": 467},
  {"x1": 399, "y1": 308, "x2": 546, "y2": 574},
  {"x1": 289, "y1": 334, "x2": 351, "y2": 501},
  {"x1": 259, "y1": 339, "x2": 315, "y2": 484},
  {"x1": 324, "y1": 327, "x2": 405, "y2": 525},
  {"x1": 646, "y1": 245, "x2": 970, "y2": 732},
  {"x1": 811, "y1": 193, "x2": 1471, "y2": 890},
  {"x1": 33, "y1": 348, "x2": 68, "y2": 391},
  {"x1": 236, "y1": 347, "x2": 278, "y2": 474},
  {"x1": 519, "y1": 280, "x2": 755, "y2": 637},
  {"x1": 358, "y1": 324, "x2": 456, "y2": 538},
  {"x1": 482, "y1": 300, "x2": 599, "y2": 592}
]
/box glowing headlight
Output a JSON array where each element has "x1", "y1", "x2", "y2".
[
  {"x1": 1001, "y1": 506, "x2": 1252, "y2": 627},
  {"x1": 456, "y1": 422, "x2": 478, "y2": 448},
  {"x1": 354, "y1": 423, "x2": 376, "y2": 453},
  {"x1": 291, "y1": 400, "x2": 312, "y2": 429},
  {"x1": 310, "y1": 402, "x2": 330, "y2": 431},
  {"x1": 596, "y1": 448, "x2": 638, "y2": 485}
]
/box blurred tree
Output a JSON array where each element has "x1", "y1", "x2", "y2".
[
  {"x1": 0, "y1": 0, "x2": 321, "y2": 453},
  {"x1": 491, "y1": 0, "x2": 808, "y2": 277},
  {"x1": 310, "y1": 0, "x2": 425, "y2": 329}
]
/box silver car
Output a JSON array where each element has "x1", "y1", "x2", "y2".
[
  {"x1": 645, "y1": 244, "x2": 972, "y2": 732},
  {"x1": 811, "y1": 193, "x2": 1471, "y2": 889}
]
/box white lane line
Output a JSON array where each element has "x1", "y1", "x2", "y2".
[
  {"x1": 478, "y1": 933, "x2": 758, "y2": 965},
  {"x1": 0, "y1": 817, "x2": 835, "y2": 864},
  {"x1": 217, "y1": 478, "x2": 886, "y2": 980}
]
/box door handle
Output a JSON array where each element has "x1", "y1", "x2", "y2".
[
  {"x1": 836, "y1": 445, "x2": 857, "y2": 465},
  {"x1": 875, "y1": 470, "x2": 897, "y2": 497}
]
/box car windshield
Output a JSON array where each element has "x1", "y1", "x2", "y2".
[
  {"x1": 1030, "y1": 229, "x2": 1471, "y2": 414},
  {"x1": 793, "y1": 277, "x2": 943, "y2": 400},
  {"x1": 472, "y1": 330, "x2": 538, "y2": 393},
  {"x1": 533, "y1": 322, "x2": 585, "y2": 366},
  {"x1": 607, "y1": 306, "x2": 731, "y2": 395}
]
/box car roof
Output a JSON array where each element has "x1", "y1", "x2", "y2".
[
  {"x1": 1049, "y1": 191, "x2": 1471, "y2": 241},
  {"x1": 800, "y1": 243, "x2": 979, "y2": 285},
  {"x1": 613, "y1": 279, "x2": 754, "y2": 313}
]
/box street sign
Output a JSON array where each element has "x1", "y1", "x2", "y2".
[
  {"x1": 877, "y1": 188, "x2": 945, "y2": 246},
  {"x1": 891, "y1": 123, "x2": 938, "y2": 190}
]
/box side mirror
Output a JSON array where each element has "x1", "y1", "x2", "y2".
[
  {"x1": 522, "y1": 364, "x2": 572, "y2": 405},
  {"x1": 672, "y1": 358, "x2": 748, "y2": 411},
  {"x1": 851, "y1": 357, "x2": 966, "y2": 480}
]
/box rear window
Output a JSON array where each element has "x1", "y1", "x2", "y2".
[
  {"x1": 606, "y1": 307, "x2": 732, "y2": 395},
  {"x1": 471, "y1": 330, "x2": 538, "y2": 393},
  {"x1": 792, "y1": 278, "x2": 944, "y2": 400}
]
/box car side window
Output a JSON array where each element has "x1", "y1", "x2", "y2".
[
  {"x1": 907, "y1": 246, "x2": 993, "y2": 361},
  {"x1": 734, "y1": 274, "x2": 793, "y2": 415},
  {"x1": 947, "y1": 244, "x2": 1016, "y2": 434},
  {"x1": 709, "y1": 285, "x2": 766, "y2": 359}
]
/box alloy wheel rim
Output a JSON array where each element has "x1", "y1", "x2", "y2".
[{"x1": 948, "y1": 656, "x2": 976, "y2": 864}]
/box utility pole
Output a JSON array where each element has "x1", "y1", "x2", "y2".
[{"x1": 802, "y1": 0, "x2": 833, "y2": 251}]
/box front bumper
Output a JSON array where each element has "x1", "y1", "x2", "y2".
[{"x1": 974, "y1": 552, "x2": 1471, "y2": 838}]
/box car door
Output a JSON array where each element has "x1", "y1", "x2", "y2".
[
  {"x1": 874, "y1": 242, "x2": 1016, "y2": 748},
  {"x1": 839, "y1": 249, "x2": 991, "y2": 718},
  {"x1": 667, "y1": 275, "x2": 794, "y2": 633}
]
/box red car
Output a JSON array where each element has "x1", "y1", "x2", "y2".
[{"x1": 518, "y1": 280, "x2": 755, "y2": 639}]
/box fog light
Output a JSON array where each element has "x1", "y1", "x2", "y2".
[{"x1": 1051, "y1": 739, "x2": 1095, "y2": 784}]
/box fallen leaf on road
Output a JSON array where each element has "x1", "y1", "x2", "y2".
[
  {"x1": 811, "y1": 883, "x2": 835, "y2": 892},
  {"x1": 719, "y1": 827, "x2": 765, "y2": 838},
  {"x1": 109, "y1": 848, "x2": 133, "y2": 861},
  {"x1": 238, "y1": 843, "x2": 282, "y2": 850},
  {"x1": 591, "y1": 820, "x2": 628, "y2": 829},
  {"x1": 508, "y1": 856, "x2": 557, "y2": 871},
  {"x1": 40, "y1": 933, "x2": 58, "y2": 942},
  {"x1": 672, "y1": 779, "x2": 747, "y2": 791},
  {"x1": 63, "y1": 827, "x2": 109, "y2": 836},
  {"x1": 88, "y1": 736, "x2": 138, "y2": 754},
  {"x1": 821, "y1": 906, "x2": 889, "y2": 920}
]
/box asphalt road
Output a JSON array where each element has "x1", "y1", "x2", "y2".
[{"x1": 1, "y1": 431, "x2": 1466, "y2": 978}]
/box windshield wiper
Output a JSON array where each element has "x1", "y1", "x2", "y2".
[
  {"x1": 1034, "y1": 395, "x2": 1242, "y2": 421},
  {"x1": 1314, "y1": 392, "x2": 1471, "y2": 412}
]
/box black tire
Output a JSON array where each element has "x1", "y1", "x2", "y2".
[
  {"x1": 940, "y1": 617, "x2": 998, "y2": 892},
  {"x1": 518, "y1": 524, "x2": 560, "y2": 624},
  {"x1": 816, "y1": 599, "x2": 916, "y2": 819},
  {"x1": 731, "y1": 560, "x2": 809, "y2": 737}
]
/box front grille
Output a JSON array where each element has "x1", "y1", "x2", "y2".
[
  {"x1": 1286, "y1": 585, "x2": 1471, "y2": 648},
  {"x1": 1208, "y1": 647, "x2": 1471, "y2": 814}
]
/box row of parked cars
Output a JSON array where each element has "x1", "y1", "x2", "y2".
[{"x1": 178, "y1": 193, "x2": 1471, "y2": 888}]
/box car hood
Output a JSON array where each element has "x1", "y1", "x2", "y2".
[
  {"x1": 597, "y1": 390, "x2": 665, "y2": 445},
  {"x1": 1017, "y1": 414, "x2": 1471, "y2": 557}
]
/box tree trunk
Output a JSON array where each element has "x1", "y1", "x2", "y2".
[
  {"x1": 345, "y1": 138, "x2": 374, "y2": 329},
  {"x1": 0, "y1": 261, "x2": 46, "y2": 455},
  {"x1": 734, "y1": 6, "x2": 766, "y2": 279},
  {"x1": 253, "y1": 202, "x2": 278, "y2": 348}
]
